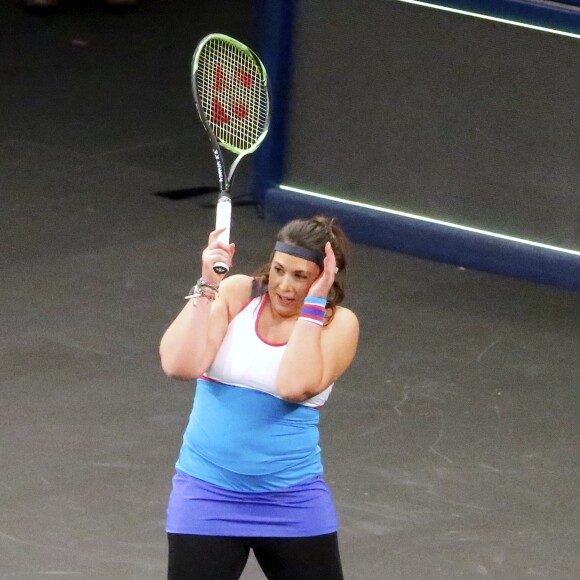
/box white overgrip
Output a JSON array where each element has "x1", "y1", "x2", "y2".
[
  {"x1": 214, "y1": 197, "x2": 231, "y2": 274},
  {"x1": 215, "y1": 197, "x2": 231, "y2": 245}
]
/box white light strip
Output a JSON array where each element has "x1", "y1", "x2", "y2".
[
  {"x1": 395, "y1": 0, "x2": 580, "y2": 39},
  {"x1": 279, "y1": 184, "x2": 580, "y2": 257}
]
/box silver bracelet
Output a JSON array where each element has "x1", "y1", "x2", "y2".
[{"x1": 184, "y1": 278, "x2": 219, "y2": 305}]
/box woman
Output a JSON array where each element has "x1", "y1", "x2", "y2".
[{"x1": 160, "y1": 216, "x2": 359, "y2": 580}]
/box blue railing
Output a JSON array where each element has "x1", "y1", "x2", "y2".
[{"x1": 252, "y1": 0, "x2": 580, "y2": 291}]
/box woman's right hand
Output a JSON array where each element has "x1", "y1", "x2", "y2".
[{"x1": 200, "y1": 228, "x2": 236, "y2": 284}]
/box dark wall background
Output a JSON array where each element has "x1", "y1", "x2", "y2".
[{"x1": 283, "y1": 0, "x2": 580, "y2": 249}]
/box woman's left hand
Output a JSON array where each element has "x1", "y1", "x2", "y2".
[{"x1": 307, "y1": 242, "x2": 337, "y2": 299}]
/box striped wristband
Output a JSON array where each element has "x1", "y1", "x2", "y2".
[{"x1": 298, "y1": 296, "x2": 327, "y2": 326}]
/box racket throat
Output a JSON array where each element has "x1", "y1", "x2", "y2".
[{"x1": 212, "y1": 147, "x2": 229, "y2": 193}]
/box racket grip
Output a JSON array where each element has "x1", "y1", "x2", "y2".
[{"x1": 214, "y1": 196, "x2": 231, "y2": 275}]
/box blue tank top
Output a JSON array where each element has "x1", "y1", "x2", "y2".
[{"x1": 175, "y1": 296, "x2": 326, "y2": 492}]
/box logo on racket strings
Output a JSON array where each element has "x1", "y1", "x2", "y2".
[{"x1": 211, "y1": 64, "x2": 254, "y2": 125}]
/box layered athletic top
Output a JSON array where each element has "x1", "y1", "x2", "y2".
[{"x1": 175, "y1": 294, "x2": 334, "y2": 492}]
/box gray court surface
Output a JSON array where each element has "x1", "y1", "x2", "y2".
[{"x1": 1, "y1": 1, "x2": 579, "y2": 578}]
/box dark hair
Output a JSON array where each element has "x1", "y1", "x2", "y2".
[{"x1": 253, "y1": 216, "x2": 349, "y2": 320}]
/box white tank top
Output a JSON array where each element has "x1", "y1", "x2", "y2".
[{"x1": 204, "y1": 295, "x2": 333, "y2": 408}]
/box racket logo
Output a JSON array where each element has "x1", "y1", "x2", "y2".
[{"x1": 211, "y1": 64, "x2": 255, "y2": 126}]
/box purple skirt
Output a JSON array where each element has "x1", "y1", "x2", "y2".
[{"x1": 166, "y1": 470, "x2": 339, "y2": 537}]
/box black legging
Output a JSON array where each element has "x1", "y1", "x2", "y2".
[{"x1": 167, "y1": 532, "x2": 344, "y2": 580}]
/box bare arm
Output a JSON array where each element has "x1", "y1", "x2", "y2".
[
  {"x1": 159, "y1": 229, "x2": 246, "y2": 380},
  {"x1": 276, "y1": 242, "x2": 359, "y2": 401},
  {"x1": 276, "y1": 307, "x2": 359, "y2": 402},
  {"x1": 159, "y1": 288, "x2": 228, "y2": 380}
]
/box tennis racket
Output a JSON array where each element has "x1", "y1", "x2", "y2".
[{"x1": 192, "y1": 33, "x2": 271, "y2": 274}]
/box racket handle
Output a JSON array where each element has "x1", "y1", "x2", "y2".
[{"x1": 214, "y1": 196, "x2": 231, "y2": 275}]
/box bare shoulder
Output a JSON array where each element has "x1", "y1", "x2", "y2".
[
  {"x1": 321, "y1": 305, "x2": 359, "y2": 378},
  {"x1": 219, "y1": 274, "x2": 254, "y2": 294},
  {"x1": 218, "y1": 274, "x2": 255, "y2": 320},
  {"x1": 329, "y1": 305, "x2": 359, "y2": 332},
  {"x1": 323, "y1": 305, "x2": 360, "y2": 347}
]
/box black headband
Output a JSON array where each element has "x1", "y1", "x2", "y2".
[{"x1": 274, "y1": 241, "x2": 325, "y2": 269}]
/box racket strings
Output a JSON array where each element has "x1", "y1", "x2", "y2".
[{"x1": 196, "y1": 39, "x2": 268, "y2": 152}]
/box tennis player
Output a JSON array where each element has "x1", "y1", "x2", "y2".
[{"x1": 160, "y1": 216, "x2": 359, "y2": 579}]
